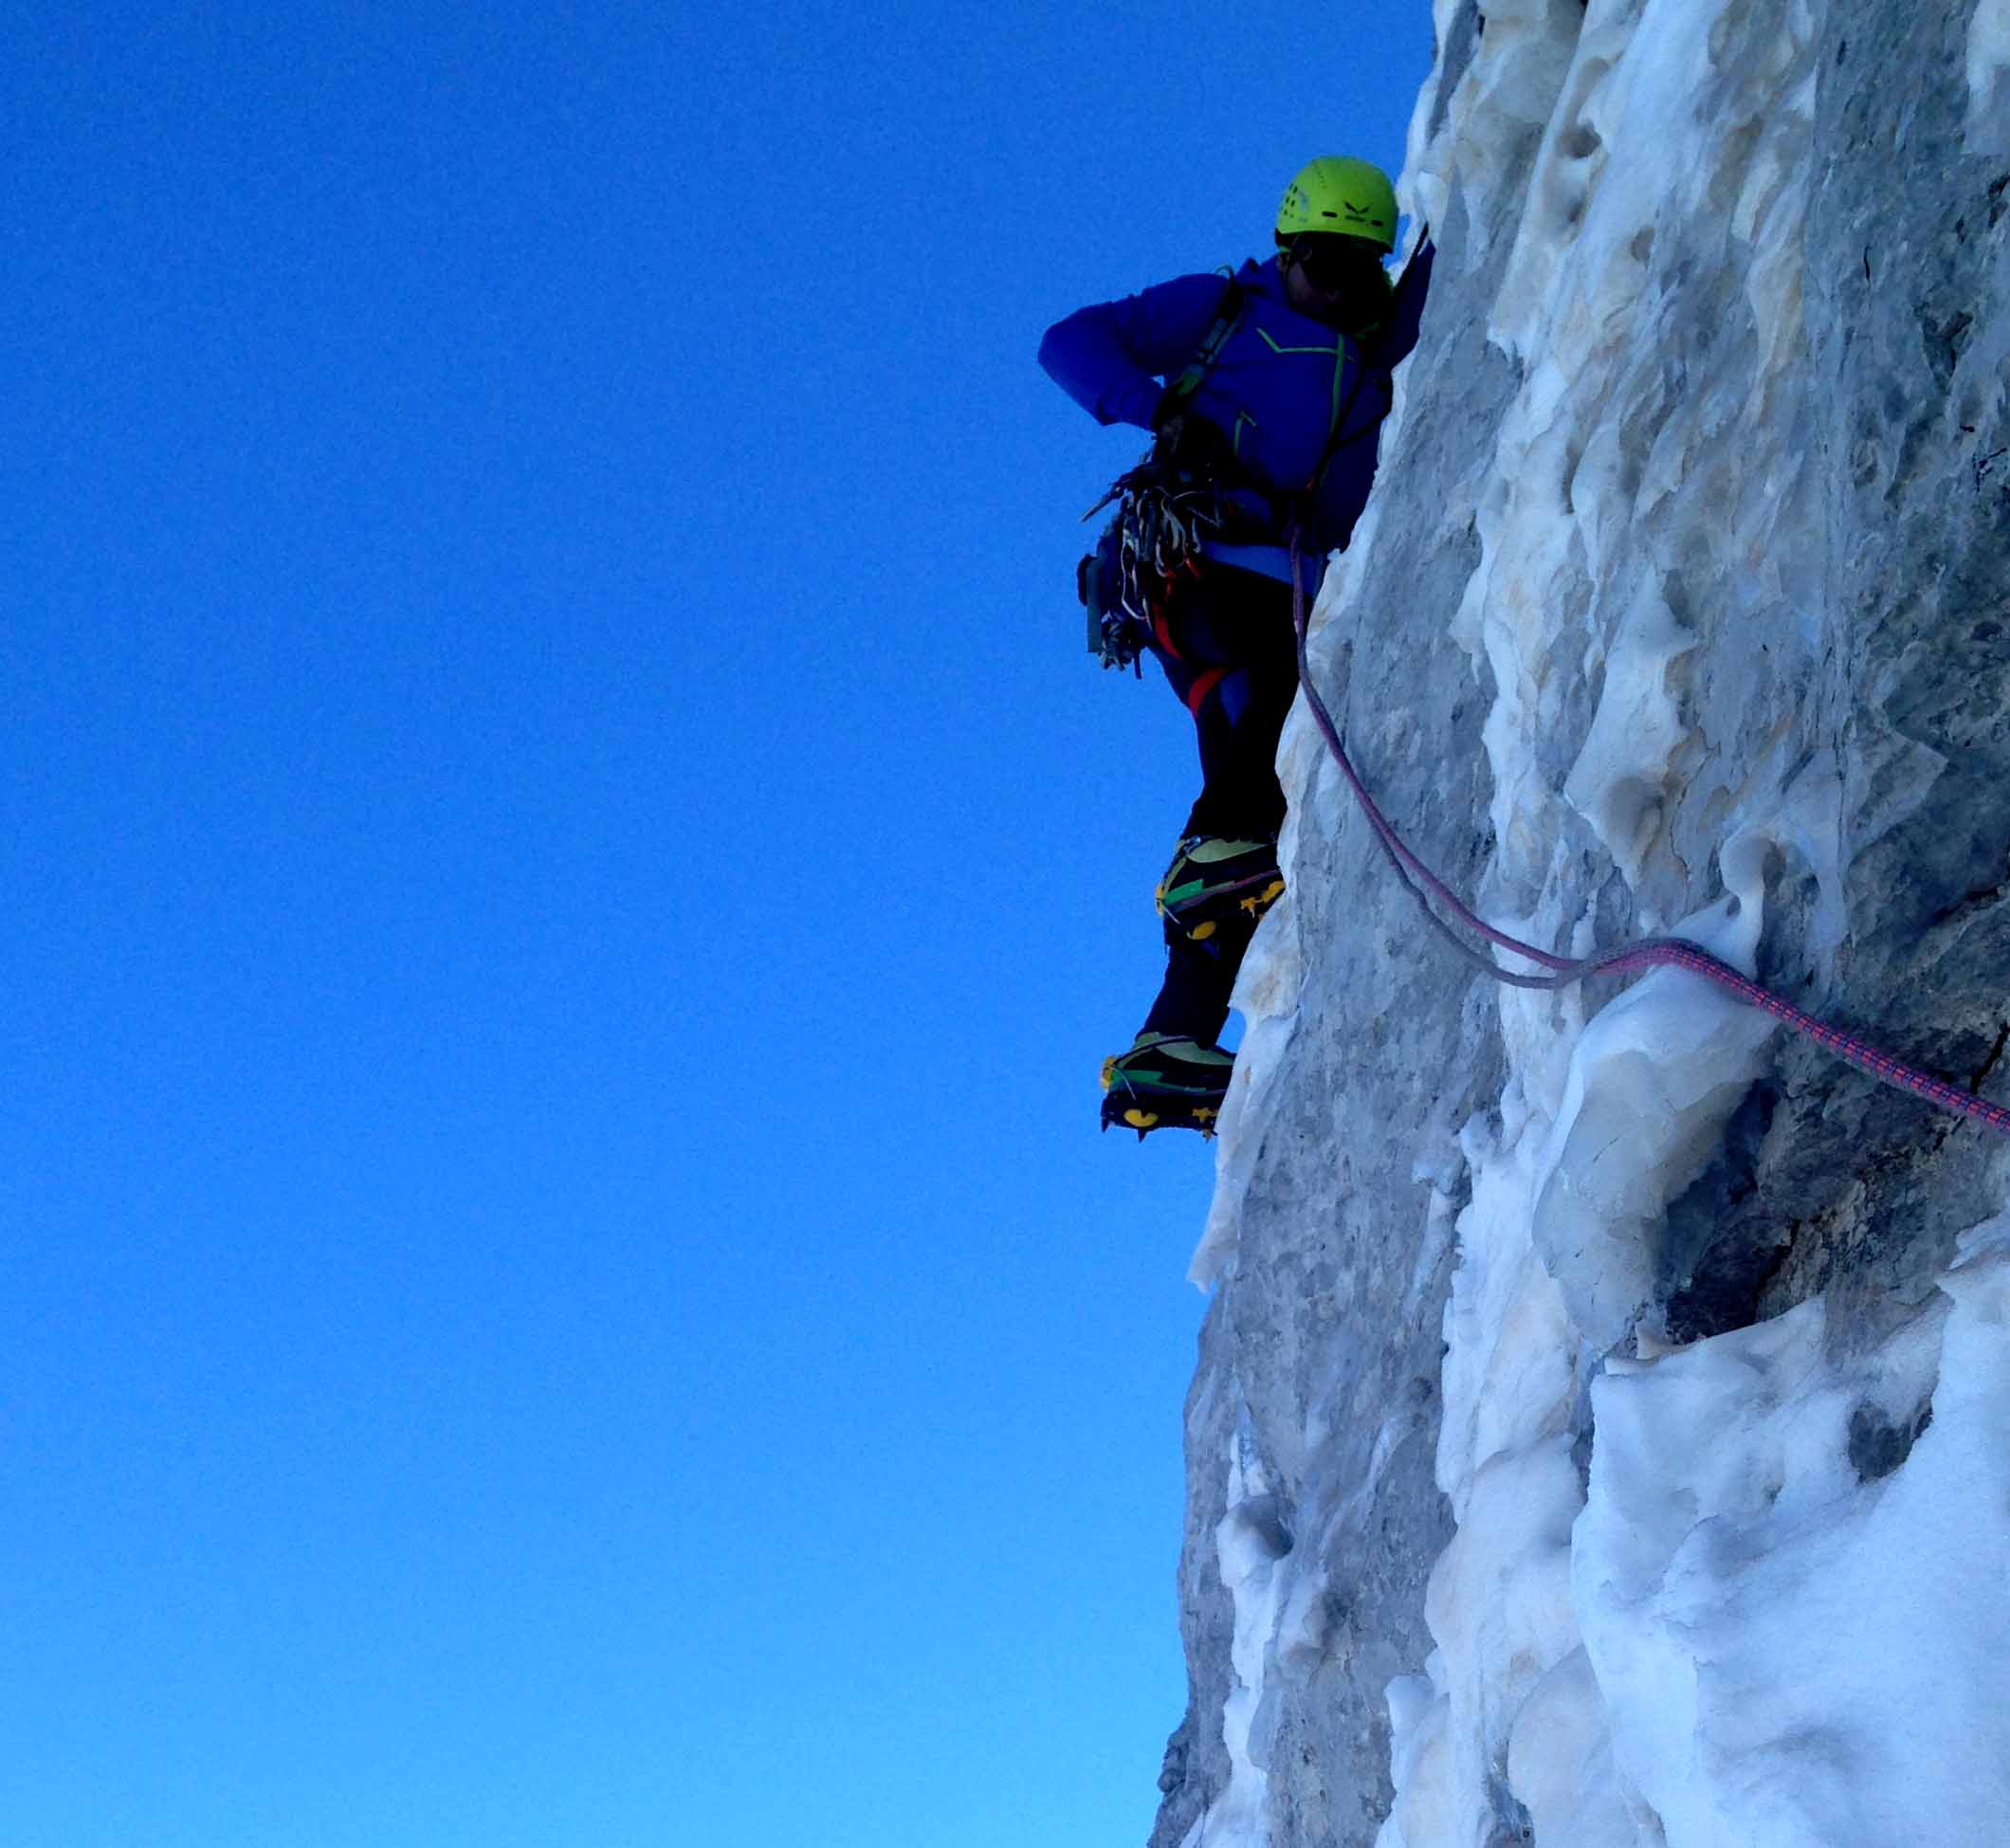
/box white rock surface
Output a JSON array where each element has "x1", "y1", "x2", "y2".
[{"x1": 1149, "y1": 4, "x2": 2010, "y2": 1843}]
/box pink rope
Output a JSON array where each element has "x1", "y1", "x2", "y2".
[{"x1": 1286, "y1": 538, "x2": 2010, "y2": 1139}]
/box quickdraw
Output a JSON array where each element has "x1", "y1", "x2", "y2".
[{"x1": 1081, "y1": 464, "x2": 1232, "y2": 673}]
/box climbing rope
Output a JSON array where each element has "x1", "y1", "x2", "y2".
[{"x1": 1285, "y1": 532, "x2": 2010, "y2": 1139}]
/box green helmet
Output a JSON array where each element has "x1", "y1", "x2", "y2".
[{"x1": 1275, "y1": 157, "x2": 1398, "y2": 251}]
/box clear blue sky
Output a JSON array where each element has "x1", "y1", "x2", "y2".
[{"x1": 4, "y1": 5, "x2": 1433, "y2": 1843}]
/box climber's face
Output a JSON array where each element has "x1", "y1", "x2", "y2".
[
  {"x1": 1283, "y1": 254, "x2": 1343, "y2": 321},
  {"x1": 1281, "y1": 234, "x2": 1381, "y2": 325}
]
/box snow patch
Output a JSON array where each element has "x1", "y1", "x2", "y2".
[
  {"x1": 1424, "y1": 1434, "x2": 1583, "y2": 1843},
  {"x1": 1527, "y1": 880, "x2": 1778, "y2": 1352},
  {"x1": 1189, "y1": 1410, "x2": 1295, "y2": 1844},
  {"x1": 1428, "y1": 0, "x2": 1589, "y2": 272},
  {"x1": 1562, "y1": 578, "x2": 1696, "y2": 885},
  {"x1": 1507, "y1": 1647, "x2": 1663, "y2": 1844},
  {"x1": 1577, "y1": 1218, "x2": 2010, "y2": 1843},
  {"x1": 1968, "y1": 0, "x2": 2010, "y2": 154}
]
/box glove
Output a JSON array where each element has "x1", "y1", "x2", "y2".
[{"x1": 1150, "y1": 391, "x2": 1234, "y2": 478}]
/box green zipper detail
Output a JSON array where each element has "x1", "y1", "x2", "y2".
[{"x1": 1256, "y1": 328, "x2": 1341, "y2": 357}]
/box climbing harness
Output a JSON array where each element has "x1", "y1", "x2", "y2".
[
  {"x1": 1284, "y1": 529, "x2": 2010, "y2": 1140},
  {"x1": 1162, "y1": 275, "x2": 1248, "y2": 408},
  {"x1": 1081, "y1": 466, "x2": 1232, "y2": 672}
]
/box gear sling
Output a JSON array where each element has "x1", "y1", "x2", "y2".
[{"x1": 1078, "y1": 273, "x2": 1249, "y2": 671}]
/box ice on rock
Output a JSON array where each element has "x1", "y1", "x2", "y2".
[
  {"x1": 1968, "y1": 0, "x2": 2010, "y2": 153},
  {"x1": 1576, "y1": 1220, "x2": 2010, "y2": 1845},
  {"x1": 1421, "y1": 1435, "x2": 1583, "y2": 1846},
  {"x1": 1375, "y1": 1664, "x2": 1455, "y2": 1848},
  {"x1": 1562, "y1": 577, "x2": 1697, "y2": 886},
  {"x1": 1526, "y1": 887, "x2": 1779, "y2": 1353},
  {"x1": 1506, "y1": 1646, "x2": 1664, "y2": 1847},
  {"x1": 1434, "y1": 0, "x2": 1589, "y2": 271},
  {"x1": 1436, "y1": 1102, "x2": 1580, "y2": 1515},
  {"x1": 1184, "y1": 1409, "x2": 1294, "y2": 1845}
]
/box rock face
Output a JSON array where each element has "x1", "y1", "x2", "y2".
[{"x1": 1149, "y1": 2, "x2": 2010, "y2": 1843}]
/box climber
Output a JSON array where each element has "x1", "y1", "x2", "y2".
[{"x1": 1039, "y1": 156, "x2": 1435, "y2": 1137}]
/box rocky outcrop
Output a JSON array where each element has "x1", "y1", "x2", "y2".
[{"x1": 1151, "y1": 2, "x2": 2010, "y2": 1842}]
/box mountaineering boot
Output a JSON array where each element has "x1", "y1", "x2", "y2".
[
  {"x1": 1101, "y1": 1034, "x2": 1234, "y2": 1139},
  {"x1": 1155, "y1": 835, "x2": 1285, "y2": 941}
]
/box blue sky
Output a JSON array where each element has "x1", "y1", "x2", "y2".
[{"x1": 4, "y1": 4, "x2": 1433, "y2": 1842}]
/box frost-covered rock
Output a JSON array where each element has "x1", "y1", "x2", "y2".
[{"x1": 1149, "y1": 2, "x2": 2010, "y2": 1843}]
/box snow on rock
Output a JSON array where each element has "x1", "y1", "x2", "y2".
[
  {"x1": 1526, "y1": 876, "x2": 1780, "y2": 1353},
  {"x1": 1504, "y1": 1646, "x2": 1661, "y2": 1845},
  {"x1": 1577, "y1": 1219, "x2": 2010, "y2": 1844},
  {"x1": 1560, "y1": 579, "x2": 1695, "y2": 888},
  {"x1": 1969, "y1": 0, "x2": 2010, "y2": 153},
  {"x1": 1203, "y1": 1409, "x2": 1293, "y2": 1843}
]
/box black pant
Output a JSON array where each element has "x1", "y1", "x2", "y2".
[{"x1": 1138, "y1": 563, "x2": 1300, "y2": 1047}]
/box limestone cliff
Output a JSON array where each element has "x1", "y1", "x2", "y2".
[{"x1": 1151, "y1": 2, "x2": 2010, "y2": 1841}]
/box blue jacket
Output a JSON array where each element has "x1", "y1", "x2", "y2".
[{"x1": 1039, "y1": 242, "x2": 1434, "y2": 579}]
